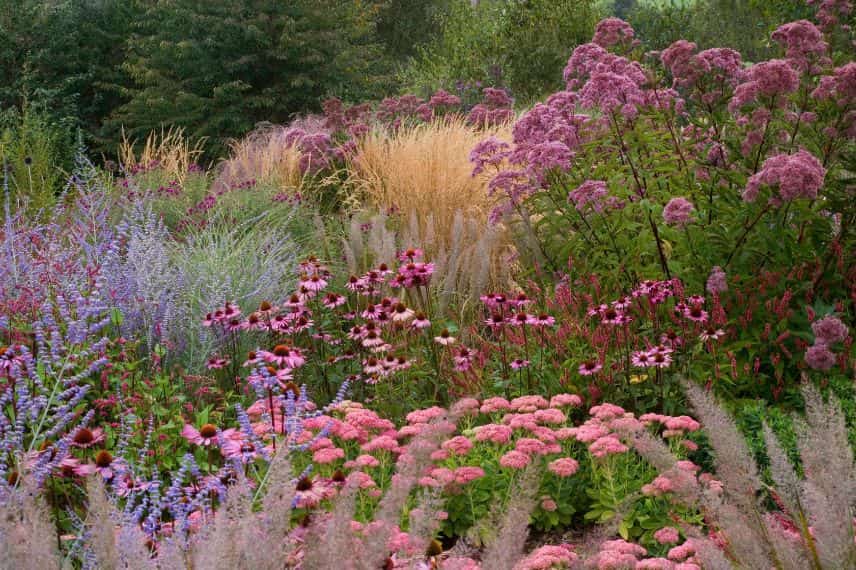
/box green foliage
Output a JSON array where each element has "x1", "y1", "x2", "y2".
[
  {"x1": 627, "y1": 0, "x2": 814, "y2": 60},
  {"x1": 109, "y1": 0, "x2": 393, "y2": 158},
  {"x1": 403, "y1": 0, "x2": 600, "y2": 101},
  {"x1": 0, "y1": 107, "x2": 74, "y2": 213},
  {"x1": 0, "y1": 0, "x2": 141, "y2": 154}
]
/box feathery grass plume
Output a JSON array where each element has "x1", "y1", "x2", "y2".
[
  {"x1": 406, "y1": 489, "x2": 445, "y2": 559},
  {"x1": 360, "y1": 415, "x2": 456, "y2": 569},
  {"x1": 792, "y1": 382, "x2": 856, "y2": 569},
  {"x1": 344, "y1": 117, "x2": 512, "y2": 250},
  {"x1": 682, "y1": 381, "x2": 763, "y2": 514},
  {"x1": 253, "y1": 450, "x2": 295, "y2": 567},
  {"x1": 762, "y1": 422, "x2": 801, "y2": 517},
  {"x1": 683, "y1": 380, "x2": 780, "y2": 568},
  {"x1": 84, "y1": 476, "x2": 118, "y2": 569},
  {"x1": 0, "y1": 477, "x2": 61, "y2": 569},
  {"x1": 119, "y1": 127, "x2": 205, "y2": 185},
  {"x1": 480, "y1": 463, "x2": 540, "y2": 570},
  {"x1": 190, "y1": 475, "x2": 253, "y2": 569},
  {"x1": 301, "y1": 477, "x2": 359, "y2": 570},
  {"x1": 216, "y1": 123, "x2": 308, "y2": 195}
]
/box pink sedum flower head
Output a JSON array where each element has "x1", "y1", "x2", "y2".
[
  {"x1": 499, "y1": 450, "x2": 532, "y2": 469},
  {"x1": 654, "y1": 527, "x2": 681, "y2": 545},
  {"x1": 548, "y1": 457, "x2": 580, "y2": 477}
]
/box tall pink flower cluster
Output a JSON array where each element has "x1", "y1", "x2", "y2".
[
  {"x1": 742, "y1": 149, "x2": 826, "y2": 203},
  {"x1": 729, "y1": 59, "x2": 800, "y2": 112},
  {"x1": 568, "y1": 179, "x2": 610, "y2": 213},
  {"x1": 467, "y1": 87, "x2": 515, "y2": 127},
  {"x1": 661, "y1": 41, "x2": 742, "y2": 102},
  {"x1": 771, "y1": 20, "x2": 829, "y2": 72},
  {"x1": 591, "y1": 17, "x2": 637, "y2": 50},
  {"x1": 806, "y1": 0, "x2": 853, "y2": 32},
  {"x1": 805, "y1": 314, "x2": 849, "y2": 370},
  {"x1": 662, "y1": 197, "x2": 695, "y2": 227}
]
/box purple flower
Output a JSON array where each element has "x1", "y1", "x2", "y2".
[
  {"x1": 743, "y1": 150, "x2": 825, "y2": 203},
  {"x1": 811, "y1": 315, "x2": 849, "y2": 345},
  {"x1": 663, "y1": 197, "x2": 695, "y2": 227},
  {"x1": 805, "y1": 343, "x2": 836, "y2": 370}
]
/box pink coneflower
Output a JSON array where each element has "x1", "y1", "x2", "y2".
[
  {"x1": 243, "y1": 312, "x2": 267, "y2": 331},
  {"x1": 683, "y1": 304, "x2": 708, "y2": 323},
  {"x1": 71, "y1": 427, "x2": 105, "y2": 449},
  {"x1": 93, "y1": 450, "x2": 122, "y2": 480},
  {"x1": 660, "y1": 330, "x2": 683, "y2": 348},
  {"x1": 511, "y1": 292, "x2": 533, "y2": 308},
  {"x1": 612, "y1": 296, "x2": 633, "y2": 310},
  {"x1": 485, "y1": 313, "x2": 507, "y2": 329},
  {"x1": 699, "y1": 327, "x2": 726, "y2": 342},
  {"x1": 363, "y1": 357, "x2": 383, "y2": 375},
  {"x1": 578, "y1": 360, "x2": 603, "y2": 375},
  {"x1": 510, "y1": 358, "x2": 530, "y2": 370},
  {"x1": 600, "y1": 307, "x2": 624, "y2": 325},
  {"x1": 434, "y1": 329, "x2": 456, "y2": 345},
  {"x1": 509, "y1": 312, "x2": 532, "y2": 327},
  {"x1": 182, "y1": 423, "x2": 220, "y2": 446},
  {"x1": 411, "y1": 312, "x2": 431, "y2": 329},
  {"x1": 398, "y1": 247, "x2": 424, "y2": 261},
  {"x1": 206, "y1": 356, "x2": 230, "y2": 370},
  {"x1": 452, "y1": 346, "x2": 475, "y2": 371},
  {"x1": 114, "y1": 473, "x2": 150, "y2": 497},
  {"x1": 649, "y1": 350, "x2": 673, "y2": 368},
  {"x1": 631, "y1": 350, "x2": 654, "y2": 367},
  {"x1": 587, "y1": 304, "x2": 609, "y2": 317},
  {"x1": 391, "y1": 303, "x2": 415, "y2": 322},
  {"x1": 300, "y1": 273, "x2": 328, "y2": 292},
  {"x1": 322, "y1": 293, "x2": 346, "y2": 309},
  {"x1": 293, "y1": 476, "x2": 337, "y2": 508},
  {"x1": 362, "y1": 331, "x2": 385, "y2": 348},
  {"x1": 263, "y1": 345, "x2": 306, "y2": 368},
  {"x1": 345, "y1": 275, "x2": 365, "y2": 292},
  {"x1": 531, "y1": 313, "x2": 556, "y2": 327}
]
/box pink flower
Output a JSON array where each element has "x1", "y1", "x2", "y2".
[
  {"x1": 578, "y1": 359, "x2": 603, "y2": 376},
  {"x1": 71, "y1": 427, "x2": 105, "y2": 449},
  {"x1": 481, "y1": 397, "x2": 512, "y2": 413},
  {"x1": 805, "y1": 343, "x2": 836, "y2": 370},
  {"x1": 514, "y1": 544, "x2": 577, "y2": 570},
  {"x1": 705, "y1": 266, "x2": 728, "y2": 294},
  {"x1": 730, "y1": 59, "x2": 800, "y2": 111},
  {"x1": 312, "y1": 447, "x2": 345, "y2": 464},
  {"x1": 550, "y1": 393, "x2": 583, "y2": 408},
  {"x1": 592, "y1": 17, "x2": 636, "y2": 49},
  {"x1": 812, "y1": 315, "x2": 849, "y2": 344},
  {"x1": 361, "y1": 435, "x2": 401, "y2": 453},
  {"x1": 500, "y1": 450, "x2": 532, "y2": 469},
  {"x1": 743, "y1": 150, "x2": 826, "y2": 203},
  {"x1": 511, "y1": 395, "x2": 550, "y2": 412},
  {"x1": 442, "y1": 436, "x2": 474, "y2": 456},
  {"x1": 654, "y1": 527, "x2": 681, "y2": 545},
  {"x1": 568, "y1": 180, "x2": 609, "y2": 213},
  {"x1": 534, "y1": 408, "x2": 566, "y2": 424},
  {"x1": 771, "y1": 20, "x2": 828, "y2": 71},
  {"x1": 548, "y1": 457, "x2": 580, "y2": 477},
  {"x1": 589, "y1": 435, "x2": 629, "y2": 457},
  {"x1": 474, "y1": 424, "x2": 513, "y2": 444},
  {"x1": 182, "y1": 423, "x2": 220, "y2": 447},
  {"x1": 663, "y1": 197, "x2": 695, "y2": 227},
  {"x1": 454, "y1": 466, "x2": 485, "y2": 484}
]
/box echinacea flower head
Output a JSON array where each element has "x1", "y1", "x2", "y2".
[
  {"x1": 411, "y1": 312, "x2": 431, "y2": 329},
  {"x1": 434, "y1": 329, "x2": 456, "y2": 345},
  {"x1": 699, "y1": 327, "x2": 726, "y2": 342},
  {"x1": 631, "y1": 350, "x2": 653, "y2": 367},
  {"x1": 578, "y1": 360, "x2": 603, "y2": 375},
  {"x1": 71, "y1": 427, "x2": 105, "y2": 449},
  {"x1": 510, "y1": 358, "x2": 530, "y2": 370},
  {"x1": 683, "y1": 304, "x2": 708, "y2": 323},
  {"x1": 182, "y1": 423, "x2": 220, "y2": 446}
]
